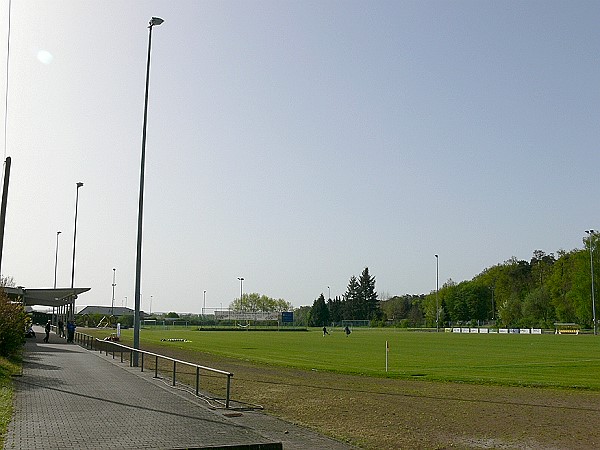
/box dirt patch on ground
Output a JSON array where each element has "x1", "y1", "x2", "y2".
[{"x1": 144, "y1": 345, "x2": 600, "y2": 449}]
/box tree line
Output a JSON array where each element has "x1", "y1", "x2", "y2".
[
  {"x1": 424, "y1": 243, "x2": 599, "y2": 329},
  {"x1": 298, "y1": 267, "x2": 381, "y2": 326},
  {"x1": 295, "y1": 238, "x2": 600, "y2": 330}
]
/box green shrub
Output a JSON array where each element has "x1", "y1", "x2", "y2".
[{"x1": 0, "y1": 291, "x2": 26, "y2": 357}]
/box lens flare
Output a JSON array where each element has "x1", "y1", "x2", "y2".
[{"x1": 37, "y1": 50, "x2": 54, "y2": 64}]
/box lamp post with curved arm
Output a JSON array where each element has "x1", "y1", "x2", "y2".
[
  {"x1": 585, "y1": 230, "x2": 597, "y2": 336},
  {"x1": 69, "y1": 182, "x2": 83, "y2": 320},
  {"x1": 435, "y1": 254, "x2": 439, "y2": 332},
  {"x1": 238, "y1": 277, "x2": 244, "y2": 312},
  {"x1": 111, "y1": 268, "x2": 116, "y2": 316},
  {"x1": 133, "y1": 17, "x2": 164, "y2": 366},
  {"x1": 70, "y1": 182, "x2": 83, "y2": 290}
]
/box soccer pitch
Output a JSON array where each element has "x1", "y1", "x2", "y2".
[{"x1": 112, "y1": 327, "x2": 600, "y2": 390}]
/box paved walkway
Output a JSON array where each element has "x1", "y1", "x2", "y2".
[{"x1": 4, "y1": 328, "x2": 354, "y2": 450}]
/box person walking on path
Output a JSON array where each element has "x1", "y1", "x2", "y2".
[
  {"x1": 58, "y1": 319, "x2": 65, "y2": 338},
  {"x1": 43, "y1": 320, "x2": 51, "y2": 343},
  {"x1": 66, "y1": 320, "x2": 76, "y2": 343}
]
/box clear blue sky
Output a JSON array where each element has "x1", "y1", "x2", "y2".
[{"x1": 1, "y1": 1, "x2": 599, "y2": 313}]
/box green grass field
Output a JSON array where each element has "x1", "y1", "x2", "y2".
[{"x1": 104, "y1": 326, "x2": 600, "y2": 390}]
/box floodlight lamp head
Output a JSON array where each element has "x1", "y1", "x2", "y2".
[
  {"x1": 76, "y1": 182, "x2": 83, "y2": 188},
  {"x1": 149, "y1": 17, "x2": 164, "y2": 27}
]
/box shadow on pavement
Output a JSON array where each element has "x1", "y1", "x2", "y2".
[{"x1": 12, "y1": 376, "x2": 256, "y2": 431}]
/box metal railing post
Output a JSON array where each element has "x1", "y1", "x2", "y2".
[
  {"x1": 172, "y1": 361, "x2": 176, "y2": 386},
  {"x1": 154, "y1": 355, "x2": 158, "y2": 378},
  {"x1": 195, "y1": 367, "x2": 200, "y2": 396},
  {"x1": 226, "y1": 374, "x2": 232, "y2": 409}
]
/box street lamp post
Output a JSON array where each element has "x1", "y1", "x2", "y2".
[
  {"x1": 54, "y1": 231, "x2": 61, "y2": 289},
  {"x1": 585, "y1": 230, "x2": 597, "y2": 336},
  {"x1": 238, "y1": 277, "x2": 244, "y2": 311},
  {"x1": 70, "y1": 182, "x2": 83, "y2": 290},
  {"x1": 203, "y1": 290, "x2": 206, "y2": 315},
  {"x1": 69, "y1": 182, "x2": 83, "y2": 320},
  {"x1": 327, "y1": 286, "x2": 331, "y2": 300},
  {"x1": 52, "y1": 230, "x2": 62, "y2": 325},
  {"x1": 133, "y1": 17, "x2": 164, "y2": 366},
  {"x1": 435, "y1": 254, "x2": 439, "y2": 332},
  {"x1": 489, "y1": 285, "x2": 495, "y2": 321},
  {"x1": 111, "y1": 268, "x2": 116, "y2": 316}
]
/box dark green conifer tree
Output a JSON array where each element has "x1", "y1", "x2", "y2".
[
  {"x1": 309, "y1": 293, "x2": 330, "y2": 326},
  {"x1": 358, "y1": 267, "x2": 380, "y2": 320},
  {"x1": 343, "y1": 275, "x2": 360, "y2": 320}
]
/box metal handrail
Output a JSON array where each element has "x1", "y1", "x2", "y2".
[{"x1": 73, "y1": 331, "x2": 234, "y2": 408}]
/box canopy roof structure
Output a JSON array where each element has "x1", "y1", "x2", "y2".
[{"x1": 3, "y1": 286, "x2": 91, "y2": 308}]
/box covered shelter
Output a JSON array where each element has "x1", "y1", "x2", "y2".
[
  {"x1": 3, "y1": 286, "x2": 91, "y2": 323},
  {"x1": 78, "y1": 306, "x2": 134, "y2": 317}
]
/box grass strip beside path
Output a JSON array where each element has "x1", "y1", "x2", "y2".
[{"x1": 0, "y1": 356, "x2": 19, "y2": 449}]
